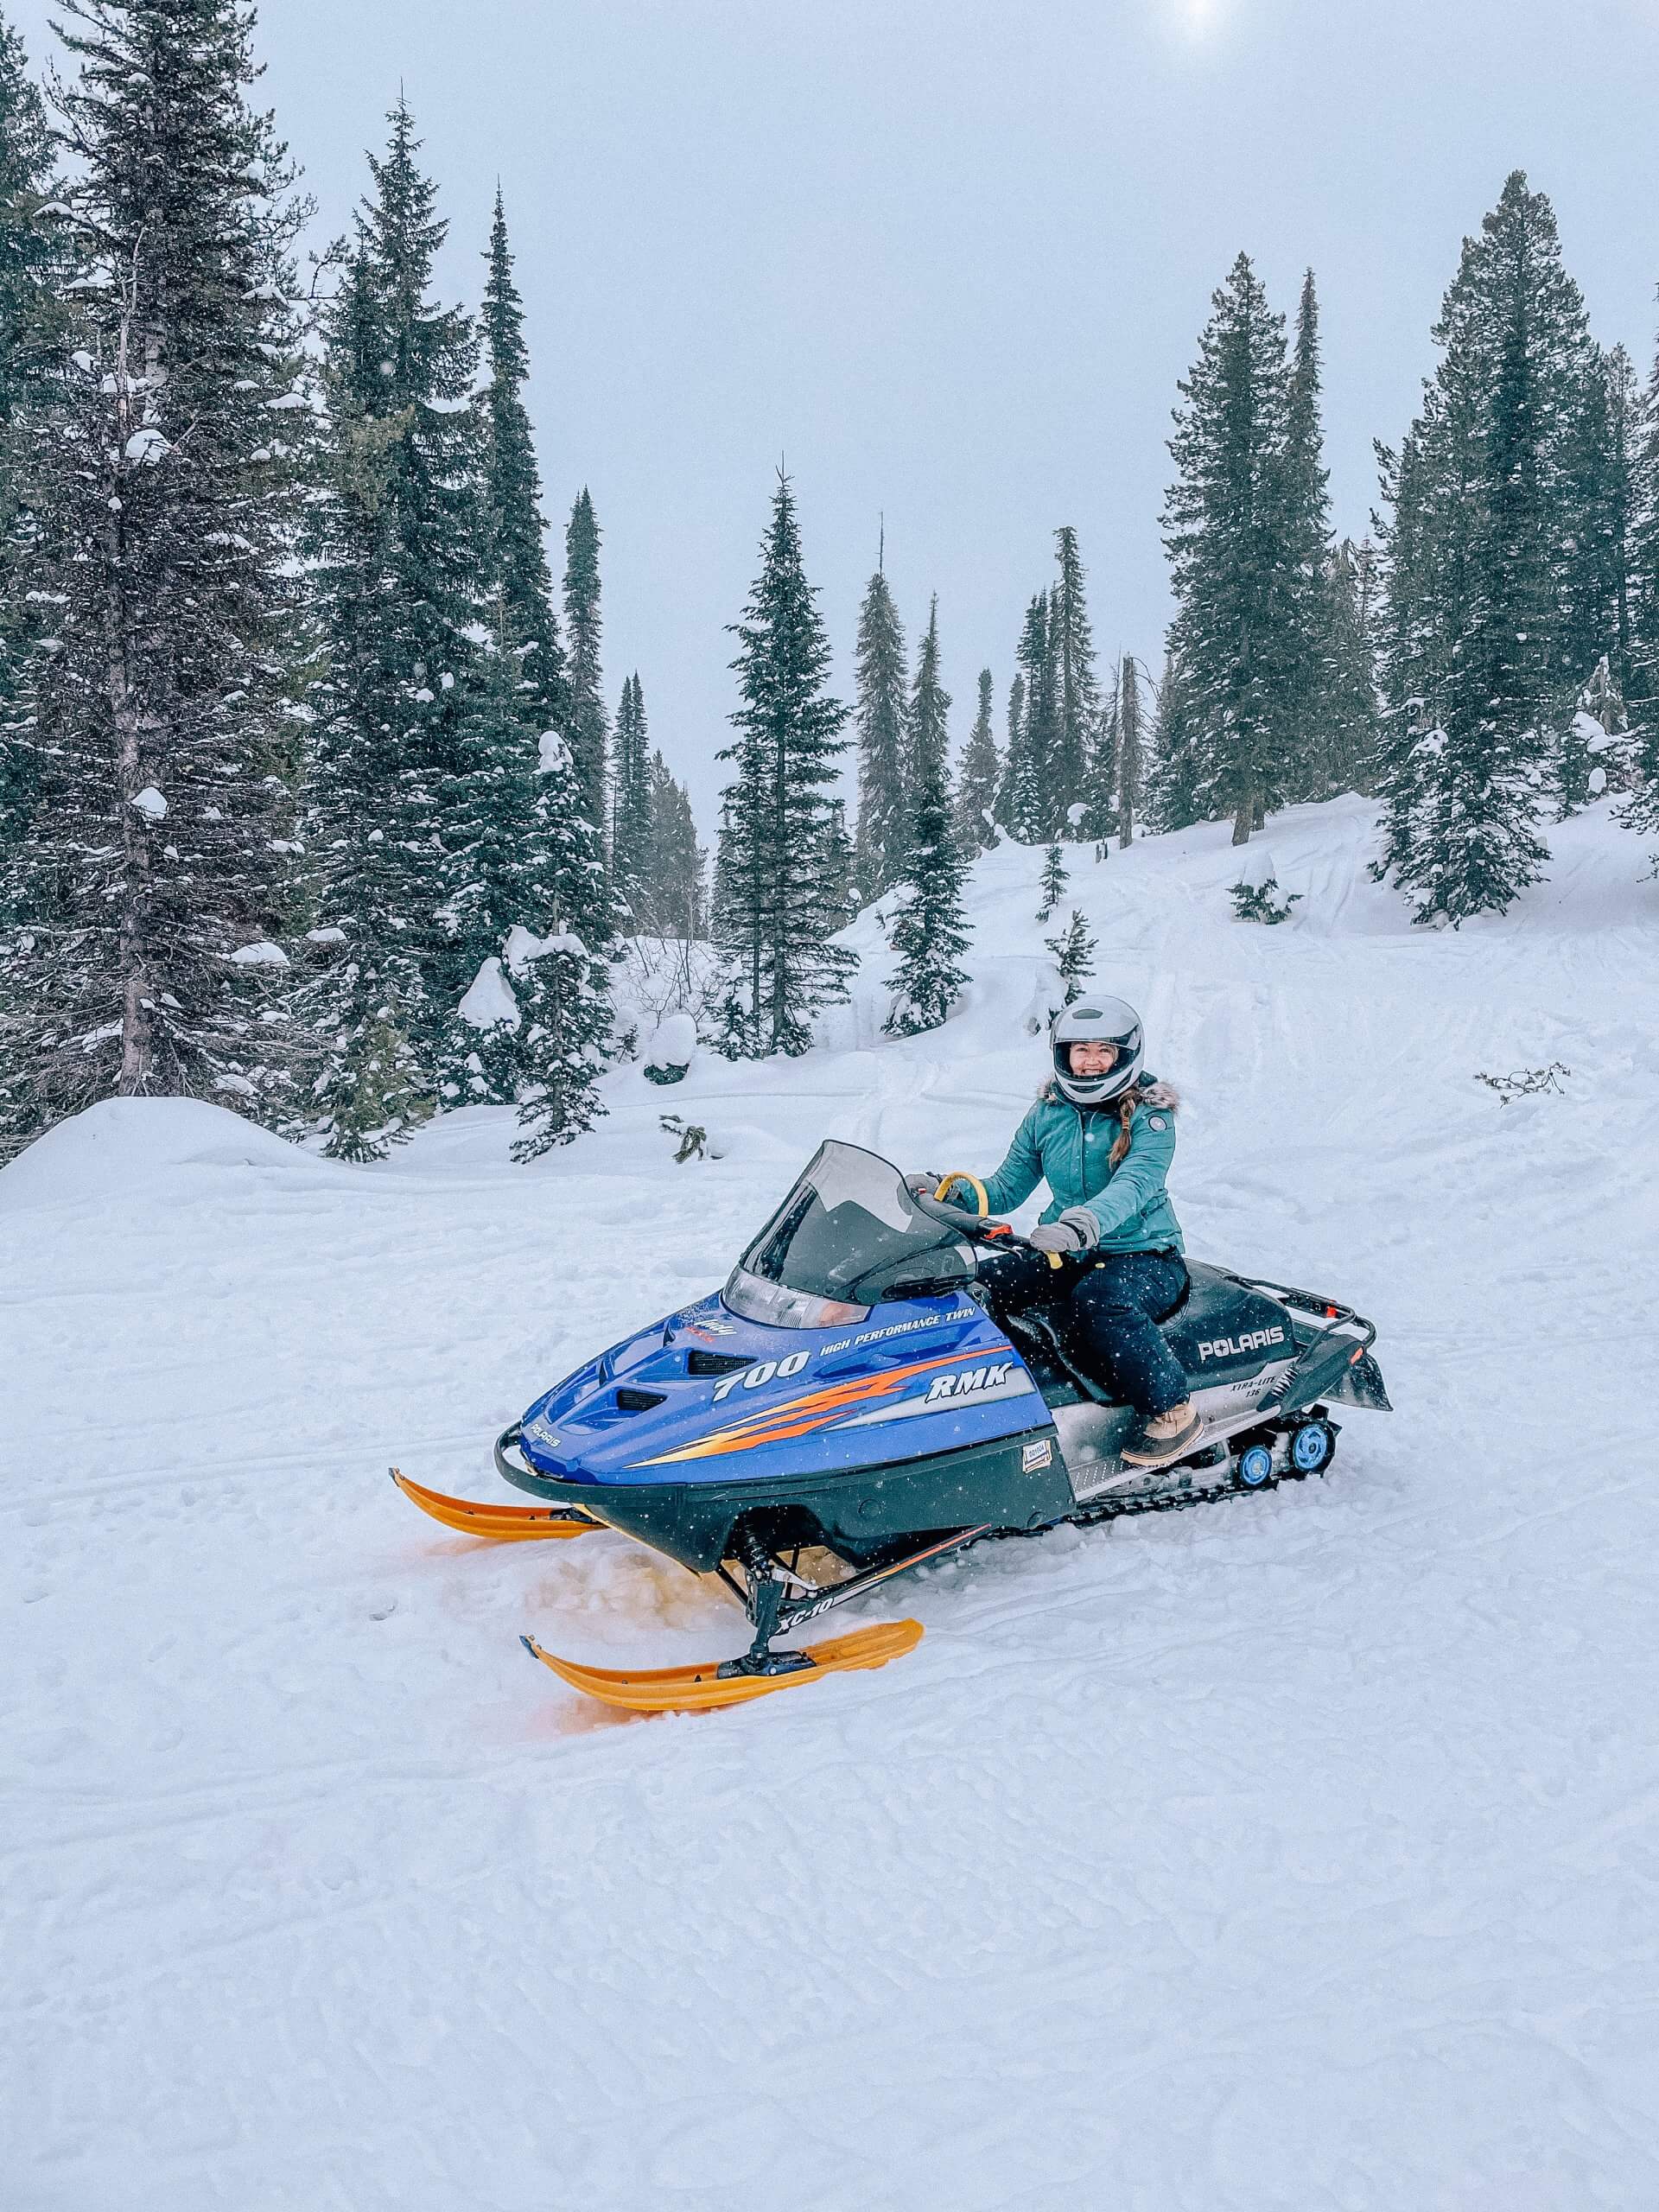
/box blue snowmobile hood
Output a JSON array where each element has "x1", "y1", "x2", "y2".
[{"x1": 516, "y1": 1286, "x2": 1041, "y2": 1489}]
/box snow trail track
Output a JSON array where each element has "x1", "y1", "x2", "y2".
[{"x1": 5, "y1": 798, "x2": 1657, "y2": 2210}]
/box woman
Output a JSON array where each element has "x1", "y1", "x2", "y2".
[{"x1": 916, "y1": 997, "x2": 1199, "y2": 1470}]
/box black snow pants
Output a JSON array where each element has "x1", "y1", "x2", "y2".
[{"x1": 978, "y1": 1245, "x2": 1191, "y2": 1418}]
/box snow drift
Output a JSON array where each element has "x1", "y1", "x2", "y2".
[{"x1": 4, "y1": 795, "x2": 1657, "y2": 2210}]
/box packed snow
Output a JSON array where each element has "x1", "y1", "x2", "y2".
[
  {"x1": 457, "y1": 955, "x2": 521, "y2": 1031},
  {"x1": 4, "y1": 796, "x2": 1657, "y2": 2209}
]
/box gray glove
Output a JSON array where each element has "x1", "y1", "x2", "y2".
[
  {"x1": 1027, "y1": 1206, "x2": 1096, "y2": 1255},
  {"x1": 906, "y1": 1171, "x2": 943, "y2": 1199}
]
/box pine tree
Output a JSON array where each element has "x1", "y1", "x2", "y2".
[
  {"x1": 479, "y1": 193, "x2": 565, "y2": 731},
  {"x1": 1618, "y1": 332, "x2": 1659, "y2": 842},
  {"x1": 609, "y1": 672, "x2": 652, "y2": 916},
  {"x1": 1078, "y1": 664, "x2": 1118, "y2": 851},
  {"x1": 953, "y1": 667, "x2": 1001, "y2": 855},
  {"x1": 1626, "y1": 340, "x2": 1659, "y2": 732},
  {"x1": 563, "y1": 488, "x2": 607, "y2": 856},
  {"x1": 1010, "y1": 593, "x2": 1054, "y2": 842},
  {"x1": 1373, "y1": 173, "x2": 1596, "y2": 920},
  {"x1": 903, "y1": 592, "x2": 950, "y2": 831},
  {"x1": 1554, "y1": 343, "x2": 1640, "y2": 812},
  {"x1": 994, "y1": 671, "x2": 1026, "y2": 834},
  {"x1": 1050, "y1": 527, "x2": 1100, "y2": 831},
  {"x1": 461, "y1": 189, "x2": 611, "y2": 1130},
  {"x1": 509, "y1": 921, "x2": 609, "y2": 1160},
  {"x1": 1036, "y1": 842, "x2": 1068, "y2": 922},
  {"x1": 640, "y1": 750, "x2": 705, "y2": 938},
  {"x1": 1163, "y1": 253, "x2": 1304, "y2": 843},
  {"x1": 305, "y1": 100, "x2": 482, "y2": 1156},
  {"x1": 476, "y1": 190, "x2": 607, "y2": 949},
  {"x1": 1116, "y1": 654, "x2": 1147, "y2": 846},
  {"x1": 0, "y1": 8, "x2": 54, "y2": 860},
  {"x1": 0, "y1": 0, "x2": 314, "y2": 1157},
  {"x1": 850, "y1": 565, "x2": 908, "y2": 899},
  {"x1": 1277, "y1": 270, "x2": 1338, "y2": 804},
  {"x1": 1045, "y1": 910, "x2": 1096, "y2": 1006},
  {"x1": 437, "y1": 596, "x2": 541, "y2": 1107},
  {"x1": 1317, "y1": 540, "x2": 1380, "y2": 799},
  {"x1": 886, "y1": 597, "x2": 969, "y2": 1033},
  {"x1": 712, "y1": 471, "x2": 853, "y2": 1056},
  {"x1": 821, "y1": 796, "x2": 857, "y2": 930},
  {"x1": 1145, "y1": 652, "x2": 1204, "y2": 832},
  {"x1": 0, "y1": 7, "x2": 49, "y2": 424}
]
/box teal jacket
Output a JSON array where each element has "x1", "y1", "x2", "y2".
[{"x1": 957, "y1": 1079, "x2": 1185, "y2": 1255}]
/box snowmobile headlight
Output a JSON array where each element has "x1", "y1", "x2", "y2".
[{"x1": 721, "y1": 1267, "x2": 868, "y2": 1332}]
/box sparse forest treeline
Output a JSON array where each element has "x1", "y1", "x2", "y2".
[{"x1": 0, "y1": 5, "x2": 1656, "y2": 1164}]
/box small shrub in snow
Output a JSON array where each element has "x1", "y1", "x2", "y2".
[
  {"x1": 643, "y1": 1011, "x2": 697, "y2": 1085},
  {"x1": 1044, "y1": 910, "x2": 1097, "y2": 1007},
  {"x1": 1230, "y1": 850, "x2": 1300, "y2": 924},
  {"x1": 659, "y1": 1113, "x2": 721, "y2": 1163},
  {"x1": 1474, "y1": 1062, "x2": 1570, "y2": 1106},
  {"x1": 1036, "y1": 844, "x2": 1068, "y2": 922}
]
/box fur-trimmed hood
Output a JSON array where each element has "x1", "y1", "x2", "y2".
[{"x1": 1040, "y1": 1074, "x2": 1181, "y2": 1115}]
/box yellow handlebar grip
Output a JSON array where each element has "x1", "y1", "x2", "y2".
[{"x1": 932, "y1": 1172, "x2": 989, "y2": 1218}]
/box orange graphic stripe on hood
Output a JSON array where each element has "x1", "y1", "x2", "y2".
[{"x1": 633, "y1": 1349, "x2": 976, "y2": 1465}]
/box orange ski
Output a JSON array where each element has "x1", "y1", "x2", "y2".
[
  {"x1": 519, "y1": 1617, "x2": 924, "y2": 1713},
  {"x1": 391, "y1": 1469, "x2": 599, "y2": 1541}
]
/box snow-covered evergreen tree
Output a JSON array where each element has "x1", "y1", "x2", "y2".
[
  {"x1": 479, "y1": 192, "x2": 566, "y2": 738},
  {"x1": 1374, "y1": 173, "x2": 1596, "y2": 920},
  {"x1": 1313, "y1": 539, "x2": 1381, "y2": 800},
  {"x1": 1009, "y1": 592, "x2": 1054, "y2": 842},
  {"x1": 435, "y1": 599, "x2": 545, "y2": 1106},
  {"x1": 1553, "y1": 343, "x2": 1640, "y2": 814},
  {"x1": 886, "y1": 597, "x2": 969, "y2": 1034},
  {"x1": 712, "y1": 471, "x2": 852, "y2": 1056},
  {"x1": 510, "y1": 922, "x2": 609, "y2": 1160},
  {"x1": 640, "y1": 749, "x2": 705, "y2": 938},
  {"x1": 850, "y1": 565, "x2": 908, "y2": 899},
  {"x1": 1162, "y1": 251, "x2": 1299, "y2": 846},
  {"x1": 476, "y1": 189, "x2": 607, "y2": 956},
  {"x1": 0, "y1": 0, "x2": 313, "y2": 1157},
  {"x1": 953, "y1": 667, "x2": 1001, "y2": 855},
  {"x1": 821, "y1": 795, "x2": 857, "y2": 930},
  {"x1": 1145, "y1": 652, "x2": 1204, "y2": 832},
  {"x1": 901, "y1": 594, "x2": 950, "y2": 833},
  {"x1": 563, "y1": 487, "x2": 607, "y2": 859},
  {"x1": 610, "y1": 672, "x2": 651, "y2": 915},
  {"x1": 1116, "y1": 653, "x2": 1147, "y2": 846},
  {"x1": 305, "y1": 99, "x2": 481, "y2": 1156},
  {"x1": 1077, "y1": 664, "x2": 1118, "y2": 851},
  {"x1": 461, "y1": 188, "x2": 611, "y2": 1129},
  {"x1": 1036, "y1": 842, "x2": 1068, "y2": 921},
  {"x1": 1050, "y1": 526, "x2": 1100, "y2": 828},
  {"x1": 0, "y1": 7, "x2": 54, "y2": 861},
  {"x1": 1277, "y1": 270, "x2": 1338, "y2": 806},
  {"x1": 993, "y1": 671, "x2": 1025, "y2": 836},
  {"x1": 1045, "y1": 909, "x2": 1096, "y2": 1005}
]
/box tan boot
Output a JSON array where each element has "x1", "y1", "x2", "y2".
[{"x1": 1120, "y1": 1400, "x2": 1203, "y2": 1468}]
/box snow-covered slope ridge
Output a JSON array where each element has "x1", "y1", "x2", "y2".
[{"x1": 5, "y1": 796, "x2": 1657, "y2": 2211}]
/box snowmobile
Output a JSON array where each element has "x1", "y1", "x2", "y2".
[{"x1": 393, "y1": 1141, "x2": 1390, "y2": 1713}]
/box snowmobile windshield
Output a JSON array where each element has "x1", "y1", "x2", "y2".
[{"x1": 724, "y1": 1141, "x2": 971, "y2": 1328}]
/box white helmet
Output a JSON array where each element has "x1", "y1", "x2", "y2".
[{"x1": 1050, "y1": 997, "x2": 1144, "y2": 1108}]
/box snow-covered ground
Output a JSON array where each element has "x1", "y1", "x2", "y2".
[{"x1": 6, "y1": 796, "x2": 1657, "y2": 2211}]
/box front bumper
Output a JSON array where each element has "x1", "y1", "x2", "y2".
[{"x1": 494, "y1": 1420, "x2": 1070, "y2": 1574}]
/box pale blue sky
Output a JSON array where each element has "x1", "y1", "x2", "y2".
[{"x1": 14, "y1": 0, "x2": 1659, "y2": 825}]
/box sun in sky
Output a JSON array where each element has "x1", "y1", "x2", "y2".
[{"x1": 1166, "y1": 0, "x2": 1232, "y2": 40}]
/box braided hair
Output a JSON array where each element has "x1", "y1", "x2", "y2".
[{"x1": 1108, "y1": 1083, "x2": 1147, "y2": 1169}]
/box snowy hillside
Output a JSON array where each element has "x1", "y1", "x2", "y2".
[{"x1": 6, "y1": 797, "x2": 1658, "y2": 2210}]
